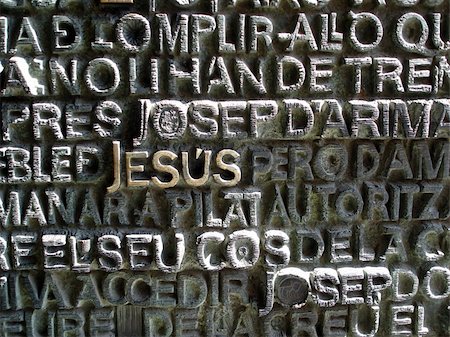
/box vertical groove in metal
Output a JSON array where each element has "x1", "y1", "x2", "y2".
[{"x1": 117, "y1": 306, "x2": 142, "y2": 337}]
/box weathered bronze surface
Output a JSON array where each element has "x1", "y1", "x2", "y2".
[{"x1": 0, "y1": 0, "x2": 449, "y2": 336}]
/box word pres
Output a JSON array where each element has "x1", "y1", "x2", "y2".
[{"x1": 0, "y1": 101, "x2": 122, "y2": 142}]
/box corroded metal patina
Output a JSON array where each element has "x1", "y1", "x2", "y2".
[{"x1": 0, "y1": 0, "x2": 449, "y2": 336}]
